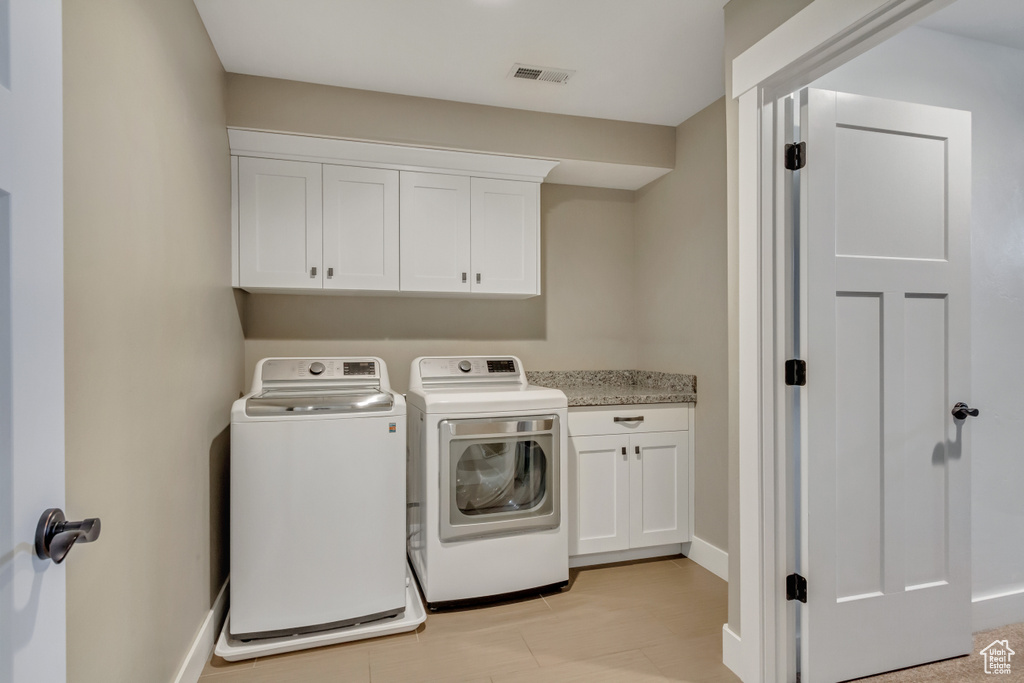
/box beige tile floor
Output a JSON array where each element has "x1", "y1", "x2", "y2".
[{"x1": 200, "y1": 556, "x2": 739, "y2": 682}]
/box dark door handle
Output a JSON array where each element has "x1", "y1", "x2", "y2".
[
  {"x1": 35, "y1": 508, "x2": 101, "y2": 564},
  {"x1": 951, "y1": 402, "x2": 979, "y2": 420}
]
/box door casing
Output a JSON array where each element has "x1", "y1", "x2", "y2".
[{"x1": 730, "y1": 1, "x2": 961, "y2": 681}]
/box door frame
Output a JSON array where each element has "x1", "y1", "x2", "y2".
[
  {"x1": 730, "y1": 1, "x2": 958, "y2": 681},
  {"x1": 1, "y1": 1, "x2": 66, "y2": 681}
]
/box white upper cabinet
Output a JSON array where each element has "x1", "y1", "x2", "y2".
[
  {"x1": 399, "y1": 172, "x2": 472, "y2": 294},
  {"x1": 229, "y1": 130, "x2": 557, "y2": 296},
  {"x1": 470, "y1": 178, "x2": 539, "y2": 296},
  {"x1": 399, "y1": 174, "x2": 540, "y2": 296},
  {"x1": 322, "y1": 165, "x2": 399, "y2": 291},
  {"x1": 238, "y1": 157, "x2": 322, "y2": 289}
]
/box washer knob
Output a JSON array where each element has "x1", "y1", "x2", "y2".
[
  {"x1": 458, "y1": 360, "x2": 472, "y2": 373},
  {"x1": 309, "y1": 362, "x2": 326, "y2": 375}
]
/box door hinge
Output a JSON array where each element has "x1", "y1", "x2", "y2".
[
  {"x1": 785, "y1": 359, "x2": 806, "y2": 386},
  {"x1": 787, "y1": 573, "x2": 807, "y2": 603},
  {"x1": 785, "y1": 142, "x2": 806, "y2": 170}
]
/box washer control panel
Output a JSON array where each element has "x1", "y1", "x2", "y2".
[
  {"x1": 261, "y1": 358, "x2": 380, "y2": 382},
  {"x1": 418, "y1": 357, "x2": 521, "y2": 381}
]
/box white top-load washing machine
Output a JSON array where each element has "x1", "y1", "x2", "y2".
[
  {"x1": 406, "y1": 356, "x2": 569, "y2": 608},
  {"x1": 230, "y1": 357, "x2": 406, "y2": 639}
]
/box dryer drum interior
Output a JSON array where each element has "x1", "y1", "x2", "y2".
[
  {"x1": 440, "y1": 415, "x2": 560, "y2": 541},
  {"x1": 454, "y1": 439, "x2": 548, "y2": 514}
]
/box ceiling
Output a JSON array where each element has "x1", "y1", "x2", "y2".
[
  {"x1": 193, "y1": 0, "x2": 728, "y2": 127},
  {"x1": 918, "y1": 0, "x2": 1024, "y2": 52}
]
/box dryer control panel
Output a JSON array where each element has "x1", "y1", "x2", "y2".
[{"x1": 417, "y1": 357, "x2": 523, "y2": 383}]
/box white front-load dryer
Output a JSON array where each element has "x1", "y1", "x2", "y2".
[
  {"x1": 406, "y1": 356, "x2": 569, "y2": 608},
  {"x1": 230, "y1": 357, "x2": 406, "y2": 639}
]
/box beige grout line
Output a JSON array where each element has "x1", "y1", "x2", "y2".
[
  {"x1": 638, "y1": 647, "x2": 675, "y2": 679},
  {"x1": 518, "y1": 629, "x2": 542, "y2": 670}
]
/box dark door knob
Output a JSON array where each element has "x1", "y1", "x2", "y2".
[
  {"x1": 35, "y1": 508, "x2": 101, "y2": 564},
  {"x1": 951, "y1": 402, "x2": 979, "y2": 420}
]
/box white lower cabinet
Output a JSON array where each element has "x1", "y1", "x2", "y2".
[{"x1": 568, "y1": 404, "x2": 692, "y2": 558}]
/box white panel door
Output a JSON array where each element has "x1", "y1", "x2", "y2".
[
  {"x1": 629, "y1": 432, "x2": 689, "y2": 548},
  {"x1": 800, "y1": 89, "x2": 972, "y2": 683},
  {"x1": 570, "y1": 435, "x2": 630, "y2": 555},
  {"x1": 399, "y1": 171, "x2": 471, "y2": 293},
  {"x1": 0, "y1": 1, "x2": 67, "y2": 681},
  {"x1": 470, "y1": 178, "x2": 539, "y2": 295},
  {"x1": 238, "y1": 157, "x2": 322, "y2": 289},
  {"x1": 322, "y1": 165, "x2": 399, "y2": 291}
]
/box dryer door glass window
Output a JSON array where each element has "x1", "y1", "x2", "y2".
[
  {"x1": 440, "y1": 416, "x2": 560, "y2": 542},
  {"x1": 455, "y1": 439, "x2": 547, "y2": 516}
]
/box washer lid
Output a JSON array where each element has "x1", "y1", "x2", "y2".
[{"x1": 245, "y1": 389, "x2": 394, "y2": 416}]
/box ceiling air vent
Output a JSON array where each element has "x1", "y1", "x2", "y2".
[{"x1": 508, "y1": 63, "x2": 575, "y2": 85}]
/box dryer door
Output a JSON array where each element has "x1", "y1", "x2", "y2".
[{"x1": 439, "y1": 416, "x2": 560, "y2": 541}]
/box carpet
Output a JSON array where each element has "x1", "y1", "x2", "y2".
[{"x1": 853, "y1": 622, "x2": 1024, "y2": 682}]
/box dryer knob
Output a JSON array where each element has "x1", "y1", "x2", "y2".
[
  {"x1": 458, "y1": 360, "x2": 472, "y2": 373},
  {"x1": 309, "y1": 362, "x2": 326, "y2": 375}
]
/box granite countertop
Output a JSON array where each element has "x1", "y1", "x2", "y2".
[{"x1": 526, "y1": 370, "x2": 696, "y2": 407}]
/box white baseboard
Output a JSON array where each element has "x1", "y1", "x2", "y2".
[
  {"x1": 173, "y1": 578, "x2": 229, "y2": 683},
  {"x1": 684, "y1": 536, "x2": 729, "y2": 581},
  {"x1": 569, "y1": 543, "x2": 682, "y2": 568},
  {"x1": 972, "y1": 586, "x2": 1024, "y2": 632},
  {"x1": 722, "y1": 624, "x2": 745, "y2": 681}
]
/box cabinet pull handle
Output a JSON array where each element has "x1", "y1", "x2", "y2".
[
  {"x1": 327, "y1": 267, "x2": 334, "y2": 278},
  {"x1": 310, "y1": 266, "x2": 317, "y2": 278},
  {"x1": 476, "y1": 273, "x2": 481, "y2": 284},
  {"x1": 613, "y1": 416, "x2": 645, "y2": 423},
  {"x1": 462, "y1": 272, "x2": 467, "y2": 283},
  {"x1": 635, "y1": 445, "x2": 641, "y2": 458}
]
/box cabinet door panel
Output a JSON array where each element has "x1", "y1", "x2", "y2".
[
  {"x1": 629, "y1": 432, "x2": 689, "y2": 548},
  {"x1": 238, "y1": 157, "x2": 322, "y2": 289},
  {"x1": 400, "y1": 172, "x2": 471, "y2": 293},
  {"x1": 570, "y1": 435, "x2": 630, "y2": 555},
  {"x1": 322, "y1": 165, "x2": 399, "y2": 291},
  {"x1": 470, "y1": 178, "x2": 539, "y2": 295}
]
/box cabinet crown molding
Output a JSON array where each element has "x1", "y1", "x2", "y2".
[{"x1": 228, "y1": 128, "x2": 559, "y2": 183}]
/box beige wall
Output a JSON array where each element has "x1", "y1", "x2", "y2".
[
  {"x1": 244, "y1": 184, "x2": 637, "y2": 389},
  {"x1": 723, "y1": 0, "x2": 815, "y2": 635},
  {"x1": 634, "y1": 98, "x2": 728, "y2": 551},
  {"x1": 226, "y1": 74, "x2": 676, "y2": 170},
  {"x1": 63, "y1": 1, "x2": 242, "y2": 681}
]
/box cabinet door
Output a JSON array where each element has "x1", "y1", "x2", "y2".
[
  {"x1": 470, "y1": 178, "x2": 539, "y2": 295},
  {"x1": 238, "y1": 157, "x2": 322, "y2": 289},
  {"x1": 322, "y1": 165, "x2": 399, "y2": 291},
  {"x1": 629, "y1": 432, "x2": 690, "y2": 548},
  {"x1": 570, "y1": 435, "x2": 630, "y2": 555},
  {"x1": 399, "y1": 172, "x2": 471, "y2": 293}
]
